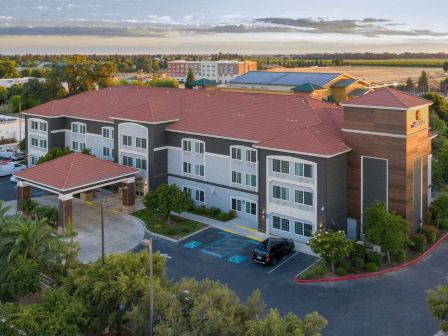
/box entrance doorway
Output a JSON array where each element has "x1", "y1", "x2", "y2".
[{"x1": 135, "y1": 180, "x2": 145, "y2": 197}]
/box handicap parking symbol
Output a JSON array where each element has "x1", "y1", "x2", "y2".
[
  {"x1": 183, "y1": 241, "x2": 202, "y2": 249},
  {"x1": 227, "y1": 255, "x2": 247, "y2": 264}
]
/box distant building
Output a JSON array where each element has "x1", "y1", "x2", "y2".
[
  {"x1": 0, "y1": 114, "x2": 25, "y2": 142},
  {"x1": 228, "y1": 71, "x2": 370, "y2": 103},
  {"x1": 0, "y1": 77, "x2": 45, "y2": 89},
  {"x1": 167, "y1": 60, "x2": 257, "y2": 84}
]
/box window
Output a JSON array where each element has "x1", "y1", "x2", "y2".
[
  {"x1": 31, "y1": 156, "x2": 38, "y2": 165},
  {"x1": 194, "y1": 142, "x2": 204, "y2": 154},
  {"x1": 304, "y1": 224, "x2": 313, "y2": 237},
  {"x1": 294, "y1": 221, "x2": 304, "y2": 235},
  {"x1": 79, "y1": 124, "x2": 86, "y2": 134},
  {"x1": 294, "y1": 163, "x2": 312, "y2": 178},
  {"x1": 79, "y1": 142, "x2": 86, "y2": 151},
  {"x1": 182, "y1": 140, "x2": 192, "y2": 152},
  {"x1": 183, "y1": 162, "x2": 191, "y2": 174},
  {"x1": 183, "y1": 187, "x2": 192, "y2": 197},
  {"x1": 72, "y1": 141, "x2": 79, "y2": 151},
  {"x1": 31, "y1": 121, "x2": 39, "y2": 130},
  {"x1": 122, "y1": 156, "x2": 133, "y2": 167},
  {"x1": 273, "y1": 216, "x2": 280, "y2": 229},
  {"x1": 245, "y1": 174, "x2": 256, "y2": 187},
  {"x1": 195, "y1": 164, "x2": 204, "y2": 176},
  {"x1": 71, "y1": 123, "x2": 78, "y2": 133},
  {"x1": 231, "y1": 198, "x2": 242, "y2": 211},
  {"x1": 31, "y1": 137, "x2": 38, "y2": 147},
  {"x1": 245, "y1": 150, "x2": 256, "y2": 163},
  {"x1": 245, "y1": 201, "x2": 256, "y2": 215},
  {"x1": 272, "y1": 159, "x2": 289, "y2": 174},
  {"x1": 231, "y1": 147, "x2": 242, "y2": 160},
  {"x1": 39, "y1": 122, "x2": 47, "y2": 132},
  {"x1": 273, "y1": 185, "x2": 289, "y2": 201},
  {"x1": 294, "y1": 190, "x2": 313, "y2": 206},
  {"x1": 103, "y1": 147, "x2": 110, "y2": 157},
  {"x1": 232, "y1": 171, "x2": 242, "y2": 184},
  {"x1": 136, "y1": 137, "x2": 147, "y2": 149},
  {"x1": 136, "y1": 158, "x2": 147, "y2": 170},
  {"x1": 281, "y1": 218, "x2": 290, "y2": 232},
  {"x1": 195, "y1": 190, "x2": 204, "y2": 202},
  {"x1": 102, "y1": 128, "x2": 113, "y2": 138},
  {"x1": 122, "y1": 135, "x2": 132, "y2": 146}
]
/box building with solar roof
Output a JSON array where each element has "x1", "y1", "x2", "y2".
[{"x1": 228, "y1": 71, "x2": 370, "y2": 102}]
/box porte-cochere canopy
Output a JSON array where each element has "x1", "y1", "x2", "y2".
[{"x1": 15, "y1": 152, "x2": 138, "y2": 227}]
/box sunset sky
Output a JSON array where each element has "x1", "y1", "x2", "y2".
[{"x1": 1, "y1": 0, "x2": 447, "y2": 54}]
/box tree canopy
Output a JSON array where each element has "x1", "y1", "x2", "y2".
[{"x1": 427, "y1": 277, "x2": 448, "y2": 332}]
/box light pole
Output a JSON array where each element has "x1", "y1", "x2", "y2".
[
  {"x1": 145, "y1": 239, "x2": 154, "y2": 336},
  {"x1": 101, "y1": 199, "x2": 106, "y2": 266}
]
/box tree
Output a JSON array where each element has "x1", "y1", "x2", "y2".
[
  {"x1": 9, "y1": 95, "x2": 22, "y2": 113},
  {"x1": 18, "y1": 137, "x2": 26, "y2": 151},
  {"x1": 443, "y1": 61, "x2": 448, "y2": 73},
  {"x1": 418, "y1": 71, "x2": 429, "y2": 93},
  {"x1": 440, "y1": 78, "x2": 448, "y2": 95},
  {"x1": 148, "y1": 76, "x2": 179, "y2": 88},
  {"x1": 427, "y1": 278, "x2": 448, "y2": 332},
  {"x1": 0, "y1": 86, "x2": 8, "y2": 104},
  {"x1": 364, "y1": 202, "x2": 409, "y2": 262},
  {"x1": 433, "y1": 142, "x2": 448, "y2": 187},
  {"x1": 185, "y1": 68, "x2": 195, "y2": 89},
  {"x1": 37, "y1": 146, "x2": 72, "y2": 164},
  {"x1": 0, "y1": 60, "x2": 19, "y2": 78},
  {"x1": 423, "y1": 92, "x2": 448, "y2": 121},
  {"x1": 430, "y1": 190, "x2": 448, "y2": 222},
  {"x1": 3, "y1": 256, "x2": 41, "y2": 299},
  {"x1": 20, "y1": 68, "x2": 32, "y2": 77},
  {"x1": 144, "y1": 184, "x2": 193, "y2": 224},
  {"x1": 307, "y1": 230, "x2": 353, "y2": 272},
  {"x1": 405, "y1": 77, "x2": 415, "y2": 91}
]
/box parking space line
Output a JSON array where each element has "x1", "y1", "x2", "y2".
[{"x1": 267, "y1": 252, "x2": 299, "y2": 274}]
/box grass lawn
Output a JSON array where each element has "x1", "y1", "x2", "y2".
[{"x1": 132, "y1": 208, "x2": 207, "y2": 240}]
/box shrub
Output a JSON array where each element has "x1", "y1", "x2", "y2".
[
  {"x1": 20, "y1": 199, "x2": 38, "y2": 215},
  {"x1": 420, "y1": 224, "x2": 437, "y2": 244},
  {"x1": 216, "y1": 212, "x2": 232, "y2": 222},
  {"x1": 365, "y1": 263, "x2": 378, "y2": 272},
  {"x1": 335, "y1": 267, "x2": 348, "y2": 276},
  {"x1": 337, "y1": 259, "x2": 350, "y2": 269},
  {"x1": 391, "y1": 249, "x2": 406, "y2": 263},
  {"x1": 350, "y1": 243, "x2": 367, "y2": 259},
  {"x1": 350, "y1": 257, "x2": 365, "y2": 269},
  {"x1": 229, "y1": 210, "x2": 237, "y2": 219},
  {"x1": 194, "y1": 205, "x2": 207, "y2": 215},
  {"x1": 411, "y1": 233, "x2": 427, "y2": 252},
  {"x1": 208, "y1": 207, "x2": 221, "y2": 217},
  {"x1": 367, "y1": 252, "x2": 383, "y2": 267},
  {"x1": 299, "y1": 261, "x2": 328, "y2": 280},
  {"x1": 440, "y1": 218, "x2": 448, "y2": 230}
]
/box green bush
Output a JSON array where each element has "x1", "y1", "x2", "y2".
[
  {"x1": 350, "y1": 257, "x2": 365, "y2": 269},
  {"x1": 420, "y1": 224, "x2": 437, "y2": 244},
  {"x1": 365, "y1": 262, "x2": 378, "y2": 272},
  {"x1": 20, "y1": 199, "x2": 38, "y2": 215},
  {"x1": 391, "y1": 249, "x2": 406, "y2": 263},
  {"x1": 194, "y1": 205, "x2": 207, "y2": 215},
  {"x1": 217, "y1": 212, "x2": 232, "y2": 221},
  {"x1": 350, "y1": 243, "x2": 367, "y2": 259},
  {"x1": 208, "y1": 207, "x2": 221, "y2": 217},
  {"x1": 299, "y1": 261, "x2": 328, "y2": 280},
  {"x1": 411, "y1": 233, "x2": 427, "y2": 252},
  {"x1": 335, "y1": 267, "x2": 348, "y2": 276},
  {"x1": 229, "y1": 210, "x2": 237, "y2": 219},
  {"x1": 440, "y1": 218, "x2": 448, "y2": 230},
  {"x1": 337, "y1": 259, "x2": 350, "y2": 269},
  {"x1": 367, "y1": 252, "x2": 383, "y2": 267}
]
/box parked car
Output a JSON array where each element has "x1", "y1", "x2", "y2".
[
  {"x1": 0, "y1": 162, "x2": 26, "y2": 177},
  {"x1": 0, "y1": 149, "x2": 25, "y2": 161},
  {"x1": 10, "y1": 175, "x2": 18, "y2": 183},
  {"x1": 252, "y1": 237, "x2": 295, "y2": 265}
]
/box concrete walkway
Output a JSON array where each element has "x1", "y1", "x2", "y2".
[{"x1": 4, "y1": 195, "x2": 145, "y2": 263}]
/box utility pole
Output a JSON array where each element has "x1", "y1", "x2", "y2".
[
  {"x1": 101, "y1": 199, "x2": 105, "y2": 266},
  {"x1": 145, "y1": 239, "x2": 154, "y2": 336}
]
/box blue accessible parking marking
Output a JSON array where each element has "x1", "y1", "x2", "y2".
[
  {"x1": 227, "y1": 255, "x2": 247, "y2": 264},
  {"x1": 183, "y1": 241, "x2": 202, "y2": 249}
]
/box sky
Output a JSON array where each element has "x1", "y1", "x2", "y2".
[{"x1": 0, "y1": 0, "x2": 447, "y2": 54}]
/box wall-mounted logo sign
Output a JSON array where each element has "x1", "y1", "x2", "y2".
[{"x1": 411, "y1": 110, "x2": 425, "y2": 128}]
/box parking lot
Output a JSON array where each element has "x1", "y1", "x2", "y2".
[{"x1": 0, "y1": 175, "x2": 49, "y2": 202}]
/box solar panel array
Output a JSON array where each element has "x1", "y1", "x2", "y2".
[{"x1": 230, "y1": 71, "x2": 342, "y2": 87}]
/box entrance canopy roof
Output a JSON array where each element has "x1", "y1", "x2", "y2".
[{"x1": 15, "y1": 153, "x2": 138, "y2": 195}]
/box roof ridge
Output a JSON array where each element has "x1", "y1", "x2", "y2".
[{"x1": 62, "y1": 152, "x2": 77, "y2": 189}]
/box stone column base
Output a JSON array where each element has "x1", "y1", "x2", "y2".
[{"x1": 121, "y1": 205, "x2": 136, "y2": 214}]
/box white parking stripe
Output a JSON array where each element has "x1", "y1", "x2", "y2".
[{"x1": 268, "y1": 252, "x2": 299, "y2": 274}]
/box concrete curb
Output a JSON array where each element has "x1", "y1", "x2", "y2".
[{"x1": 294, "y1": 231, "x2": 448, "y2": 284}]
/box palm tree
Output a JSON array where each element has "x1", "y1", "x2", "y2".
[{"x1": 0, "y1": 200, "x2": 12, "y2": 223}]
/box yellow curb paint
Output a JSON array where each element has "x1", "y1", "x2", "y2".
[
  {"x1": 223, "y1": 229, "x2": 238, "y2": 235},
  {"x1": 85, "y1": 201, "x2": 95, "y2": 206},
  {"x1": 248, "y1": 236, "x2": 264, "y2": 242},
  {"x1": 235, "y1": 224, "x2": 259, "y2": 233}
]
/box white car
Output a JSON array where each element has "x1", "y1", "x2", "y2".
[
  {"x1": 10, "y1": 175, "x2": 18, "y2": 183},
  {"x1": 0, "y1": 162, "x2": 26, "y2": 177}
]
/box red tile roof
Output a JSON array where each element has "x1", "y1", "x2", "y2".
[
  {"x1": 22, "y1": 86, "x2": 350, "y2": 156},
  {"x1": 15, "y1": 153, "x2": 138, "y2": 192},
  {"x1": 342, "y1": 87, "x2": 432, "y2": 109}
]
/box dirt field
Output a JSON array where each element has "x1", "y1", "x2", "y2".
[{"x1": 268, "y1": 66, "x2": 447, "y2": 86}]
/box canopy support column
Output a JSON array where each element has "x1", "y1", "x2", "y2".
[
  {"x1": 58, "y1": 194, "x2": 73, "y2": 229},
  {"x1": 17, "y1": 181, "x2": 31, "y2": 213},
  {"x1": 121, "y1": 177, "x2": 136, "y2": 214}
]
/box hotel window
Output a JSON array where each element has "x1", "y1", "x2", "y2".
[
  {"x1": 79, "y1": 124, "x2": 86, "y2": 134},
  {"x1": 273, "y1": 185, "x2": 289, "y2": 201},
  {"x1": 194, "y1": 142, "x2": 204, "y2": 154},
  {"x1": 304, "y1": 224, "x2": 313, "y2": 237},
  {"x1": 182, "y1": 140, "x2": 192, "y2": 152},
  {"x1": 31, "y1": 137, "x2": 38, "y2": 147},
  {"x1": 273, "y1": 216, "x2": 281, "y2": 229},
  {"x1": 31, "y1": 121, "x2": 39, "y2": 130},
  {"x1": 71, "y1": 123, "x2": 78, "y2": 133},
  {"x1": 122, "y1": 135, "x2": 132, "y2": 146},
  {"x1": 294, "y1": 221, "x2": 304, "y2": 235},
  {"x1": 122, "y1": 156, "x2": 133, "y2": 167},
  {"x1": 31, "y1": 156, "x2": 38, "y2": 165},
  {"x1": 195, "y1": 190, "x2": 204, "y2": 203},
  {"x1": 281, "y1": 218, "x2": 290, "y2": 232},
  {"x1": 103, "y1": 147, "x2": 110, "y2": 157},
  {"x1": 183, "y1": 187, "x2": 192, "y2": 197},
  {"x1": 231, "y1": 147, "x2": 242, "y2": 160},
  {"x1": 232, "y1": 171, "x2": 242, "y2": 184},
  {"x1": 102, "y1": 128, "x2": 113, "y2": 138},
  {"x1": 195, "y1": 164, "x2": 204, "y2": 176},
  {"x1": 245, "y1": 201, "x2": 256, "y2": 215},
  {"x1": 136, "y1": 158, "x2": 147, "y2": 170},
  {"x1": 245, "y1": 149, "x2": 256, "y2": 163},
  {"x1": 245, "y1": 174, "x2": 256, "y2": 187},
  {"x1": 135, "y1": 137, "x2": 147, "y2": 149},
  {"x1": 294, "y1": 190, "x2": 313, "y2": 206},
  {"x1": 294, "y1": 163, "x2": 312, "y2": 178},
  {"x1": 72, "y1": 141, "x2": 79, "y2": 151},
  {"x1": 272, "y1": 159, "x2": 289, "y2": 174},
  {"x1": 231, "y1": 198, "x2": 242, "y2": 212},
  {"x1": 39, "y1": 122, "x2": 47, "y2": 132},
  {"x1": 79, "y1": 142, "x2": 86, "y2": 151},
  {"x1": 183, "y1": 162, "x2": 192, "y2": 174}
]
